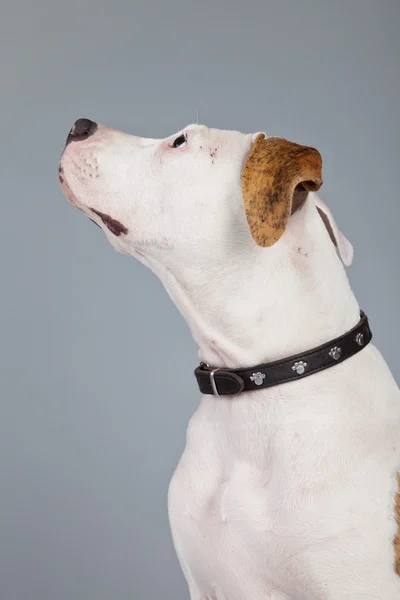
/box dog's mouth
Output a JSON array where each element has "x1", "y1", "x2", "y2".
[
  {"x1": 58, "y1": 165, "x2": 64, "y2": 184},
  {"x1": 89, "y1": 209, "x2": 128, "y2": 237},
  {"x1": 58, "y1": 163, "x2": 129, "y2": 237},
  {"x1": 59, "y1": 119, "x2": 131, "y2": 238},
  {"x1": 58, "y1": 164, "x2": 79, "y2": 206}
]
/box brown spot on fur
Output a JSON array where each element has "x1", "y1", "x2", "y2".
[
  {"x1": 241, "y1": 135, "x2": 323, "y2": 247},
  {"x1": 395, "y1": 474, "x2": 400, "y2": 575},
  {"x1": 90, "y1": 209, "x2": 128, "y2": 236}
]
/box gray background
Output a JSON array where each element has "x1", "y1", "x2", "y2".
[{"x1": 0, "y1": 0, "x2": 399, "y2": 598}]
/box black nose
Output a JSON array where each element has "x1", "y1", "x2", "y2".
[{"x1": 66, "y1": 118, "x2": 97, "y2": 145}]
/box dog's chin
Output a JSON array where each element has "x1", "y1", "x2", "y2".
[
  {"x1": 58, "y1": 168, "x2": 90, "y2": 218},
  {"x1": 58, "y1": 169, "x2": 130, "y2": 241},
  {"x1": 60, "y1": 181, "x2": 77, "y2": 206},
  {"x1": 58, "y1": 166, "x2": 75, "y2": 203}
]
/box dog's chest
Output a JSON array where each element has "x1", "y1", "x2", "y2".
[
  {"x1": 168, "y1": 458, "x2": 287, "y2": 598},
  {"x1": 168, "y1": 365, "x2": 400, "y2": 599}
]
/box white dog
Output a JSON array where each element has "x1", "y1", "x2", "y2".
[{"x1": 59, "y1": 119, "x2": 400, "y2": 599}]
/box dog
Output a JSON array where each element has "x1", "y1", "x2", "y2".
[{"x1": 59, "y1": 118, "x2": 400, "y2": 599}]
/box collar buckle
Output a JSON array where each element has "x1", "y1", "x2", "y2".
[
  {"x1": 199, "y1": 363, "x2": 222, "y2": 396},
  {"x1": 197, "y1": 362, "x2": 245, "y2": 396}
]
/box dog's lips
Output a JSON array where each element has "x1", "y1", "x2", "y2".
[
  {"x1": 58, "y1": 164, "x2": 128, "y2": 235},
  {"x1": 90, "y1": 209, "x2": 128, "y2": 237},
  {"x1": 58, "y1": 165, "x2": 64, "y2": 184},
  {"x1": 58, "y1": 164, "x2": 85, "y2": 211},
  {"x1": 59, "y1": 173, "x2": 77, "y2": 205}
]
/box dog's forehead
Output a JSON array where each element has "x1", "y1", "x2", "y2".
[
  {"x1": 180, "y1": 123, "x2": 250, "y2": 142},
  {"x1": 105, "y1": 123, "x2": 251, "y2": 151}
]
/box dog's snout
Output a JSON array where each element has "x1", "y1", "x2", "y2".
[{"x1": 66, "y1": 118, "x2": 97, "y2": 145}]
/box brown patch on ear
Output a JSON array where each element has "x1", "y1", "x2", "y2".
[
  {"x1": 395, "y1": 474, "x2": 400, "y2": 576},
  {"x1": 242, "y1": 134, "x2": 323, "y2": 247}
]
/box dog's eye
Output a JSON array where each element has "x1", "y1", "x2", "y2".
[{"x1": 171, "y1": 133, "x2": 187, "y2": 149}]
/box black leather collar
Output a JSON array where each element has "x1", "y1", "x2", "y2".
[{"x1": 194, "y1": 312, "x2": 372, "y2": 396}]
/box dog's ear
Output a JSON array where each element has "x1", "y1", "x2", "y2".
[
  {"x1": 314, "y1": 195, "x2": 354, "y2": 266},
  {"x1": 242, "y1": 134, "x2": 323, "y2": 247}
]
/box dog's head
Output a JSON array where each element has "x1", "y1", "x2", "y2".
[{"x1": 59, "y1": 119, "x2": 352, "y2": 267}]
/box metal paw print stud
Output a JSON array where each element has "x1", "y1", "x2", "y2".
[
  {"x1": 292, "y1": 361, "x2": 307, "y2": 375},
  {"x1": 250, "y1": 372, "x2": 266, "y2": 386},
  {"x1": 355, "y1": 333, "x2": 364, "y2": 346},
  {"x1": 329, "y1": 346, "x2": 342, "y2": 360}
]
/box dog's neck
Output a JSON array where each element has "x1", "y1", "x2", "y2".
[{"x1": 144, "y1": 196, "x2": 360, "y2": 371}]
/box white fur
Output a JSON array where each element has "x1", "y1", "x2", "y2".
[{"x1": 60, "y1": 123, "x2": 400, "y2": 599}]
